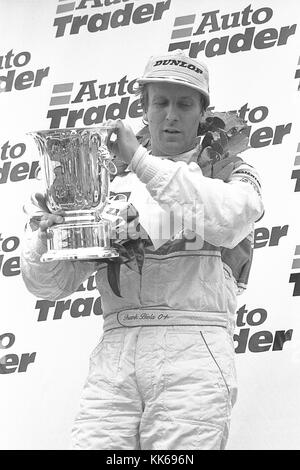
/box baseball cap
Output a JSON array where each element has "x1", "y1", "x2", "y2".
[{"x1": 137, "y1": 50, "x2": 210, "y2": 107}]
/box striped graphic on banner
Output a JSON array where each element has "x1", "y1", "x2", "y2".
[
  {"x1": 56, "y1": 2, "x2": 76, "y2": 15},
  {"x1": 290, "y1": 245, "x2": 300, "y2": 296},
  {"x1": 291, "y1": 142, "x2": 300, "y2": 192},
  {"x1": 49, "y1": 83, "x2": 74, "y2": 106},
  {"x1": 292, "y1": 246, "x2": 300, "y2": 269},
  {"x1": 168, "y1": 15, "x2": 195, "y2": 52}
]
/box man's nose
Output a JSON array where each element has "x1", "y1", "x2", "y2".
[{"x1": 165, "y1": 103, "x2": 178, "y2": 121}]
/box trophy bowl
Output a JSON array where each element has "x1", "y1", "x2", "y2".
[{"x1": 28, "y1": 126, "x2": 119, "y2": 262}]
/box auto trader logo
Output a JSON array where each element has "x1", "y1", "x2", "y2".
[
  {"x1": 47, "y1": 75, "x2": 142, "y2": 128},
  {"x1": 168, "y1": 5, "x2": 296, "y2": 58},
  {"x1": 53, "y1": 0, "x2": 171, "y2": 38},
  {"x1": 0, "y1": 49, "x2": 49, "y2": 93}
]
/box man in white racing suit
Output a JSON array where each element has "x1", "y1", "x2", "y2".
[{"x1": 21, "y1": 50, "x2": 264, "y2": 450}]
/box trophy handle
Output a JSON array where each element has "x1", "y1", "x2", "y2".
[
  {"x1": 103, "y1": 159, "x2": 117, "y2": 175},
  {"x1": 97, "y1": 146, "x2": 117, "y2": 176}
]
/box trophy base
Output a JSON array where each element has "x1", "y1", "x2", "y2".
[
  {"x1": 41, "y1": 220, "x2": 119, "y2": 262},
  {"x1": 41, "y1": 247, "x2": 118, "y2": 262}
]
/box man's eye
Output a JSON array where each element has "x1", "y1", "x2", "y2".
[{"x1": 180, "y1": 102, "x2": 192, "y2": 108}]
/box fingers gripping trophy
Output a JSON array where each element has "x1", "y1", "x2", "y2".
[{"x1": 28, "y1": 126, "x2": 119, "y2": 262}]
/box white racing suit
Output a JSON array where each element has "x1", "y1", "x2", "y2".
[{"x1": 21, "y1": 145, "x2": 263, "y2": 450}]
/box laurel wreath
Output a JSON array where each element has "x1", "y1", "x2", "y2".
[{"x1": 104, "y1": 111, "x2": 250, "y2": 297}]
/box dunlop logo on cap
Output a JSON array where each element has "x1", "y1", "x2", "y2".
[{"x1": 153, "y1": 59, "x2": 203, "y2": 75}]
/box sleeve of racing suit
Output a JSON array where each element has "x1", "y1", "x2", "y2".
[
  {"x1": 20, "y1": 228, "x2": 99, "y2": 300},
  {"x1": 131, "y1": 145, "x2": 264, "y2": 249}
]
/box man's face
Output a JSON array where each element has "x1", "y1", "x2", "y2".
[{"x1": 145, "y1": 82, "x2": 203, "y2": 156}]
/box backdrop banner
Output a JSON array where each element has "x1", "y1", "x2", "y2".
[{"x1": 0, "y1": 0, "x2": 299, "y2": 450}]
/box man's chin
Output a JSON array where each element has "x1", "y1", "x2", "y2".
[{"x1": 160, "y1": 142, "x2": 185, "y2": 156}]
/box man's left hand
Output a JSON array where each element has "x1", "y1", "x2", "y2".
[
  {"x1": 201, "y1": 156, "x2": 242, "y2": 181},
  {"x1": 106, "y1": 119, "x2": 139, "y2": 164}
]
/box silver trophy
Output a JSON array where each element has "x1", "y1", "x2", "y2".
[{"x1": 28, "y1": 126, "x2": 119, "y2": 262}]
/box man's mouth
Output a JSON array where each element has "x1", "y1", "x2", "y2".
[{"x1": 164, "y1": 129, "x2": 181, "y2": 134}]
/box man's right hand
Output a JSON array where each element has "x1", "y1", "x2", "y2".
[
  {"x1": 39, "y1": 213, "x2": 65, "y2": 238},
  {"x1": 102, "y1": 198, "x2": 143, "y2": 243}
]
